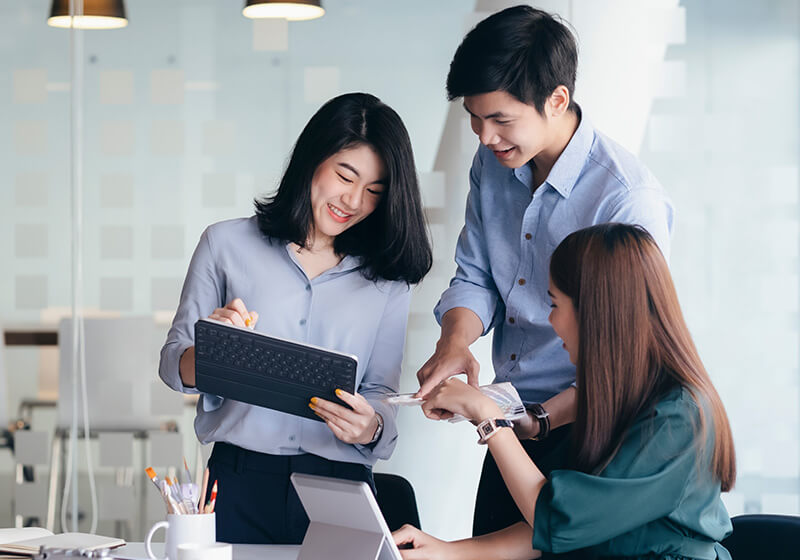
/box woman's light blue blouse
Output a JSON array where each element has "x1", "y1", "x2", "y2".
[{"x1": 159, "y1": 216, "x2": 411, "y2": 465}]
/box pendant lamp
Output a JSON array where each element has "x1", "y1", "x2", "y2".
[
  {"x1": 243, "y1": 0, "x2": 324, "y2": 21},
  {"x1": 48, "y1": 0, "x2": 128, "y2": 29}
]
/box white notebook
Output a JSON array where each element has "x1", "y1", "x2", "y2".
[{"x1": 0, "y1": 527, "x2": 125, "y2": 556}]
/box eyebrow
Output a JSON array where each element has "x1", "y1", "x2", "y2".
[
  {"x1": 462, "y1": 103, "x2": 511, "y2": 120},
  {"x1": 337, "y1": 162, "x2": 387, "y2": 186}
]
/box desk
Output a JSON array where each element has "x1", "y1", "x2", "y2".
[{"x1": 116, "y1": 542, "x2": 300, "y2": 560}]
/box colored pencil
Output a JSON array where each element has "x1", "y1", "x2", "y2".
[
  {"x1": 198, "y1": 467, "x2": 210, "y2": 513},
  {"x1": 207, "y1": 480, "x2": 218, "y2": 514}
]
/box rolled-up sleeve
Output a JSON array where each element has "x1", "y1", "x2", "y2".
[
  {"x1": 434, "y1": 150, "x2": 501, "y2": 335},
  {"x1": 159, "y1": 227, "x2": 225, "y2": 396},
  {"x1": 354, "y1": 281, "x2": 411, "y2": 461}
]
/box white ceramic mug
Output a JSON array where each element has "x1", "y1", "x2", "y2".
[
  {"x1": 145, "y1": 513, "x2": 216, "y2": 560},
  {"x1": 177, "y1": 542, "x2": 232, "y2": 560}
]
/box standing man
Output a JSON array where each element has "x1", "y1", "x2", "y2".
[{"x1": 416, "y1": 5, "x2": 674, "y2": 537}]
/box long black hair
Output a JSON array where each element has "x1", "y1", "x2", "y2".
[{"x1": 254, "y1": 92, "x2": 432, "y2": 284}]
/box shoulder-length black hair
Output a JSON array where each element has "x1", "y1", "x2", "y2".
[{"x1": 254, "y1": 92, "x2": 432, "y2": 284}]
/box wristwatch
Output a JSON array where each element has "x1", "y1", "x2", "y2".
[
  {"x1": 367, "y1": 413, "x2": 384, "y2": 445},
  {"x1": 526, "y1": 403, "x2": 550, "y2": 440},
  {"x1": 476, "y1": 418, "x2": 514, "y2": 445}
]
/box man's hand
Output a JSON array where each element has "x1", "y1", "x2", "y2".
[
  {"x1": 416, "y1": 308, "x2": 485, "y2": 399},
  {"x1": 415, "y1": 338, "x2": 480, "y2": 399},
  {"x1": 512, "y1": 410, "x2": 540, "y2": 440}
]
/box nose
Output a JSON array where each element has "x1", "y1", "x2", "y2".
[
  {"x1": 474, "y1": 120, "x2": 498, "y2": 147},
  {"x1": 340, "y1": 184, "x2": 363, "y2": 212}
]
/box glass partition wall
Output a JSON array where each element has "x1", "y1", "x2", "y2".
[{"x1": 1, "y1": 0, "x2": 798, "y2": 541}]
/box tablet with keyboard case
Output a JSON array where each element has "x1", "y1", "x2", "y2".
[{"x1": 194, "y1": 318, "x2": 357, "y2": 422}]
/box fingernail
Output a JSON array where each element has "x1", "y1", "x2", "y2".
[
  {"x1": 245, "y1": 316, "x2": 252, "y2": 327},
  {"x1": 310, "y1": 397, "x2": 318, "y2": 405},
  {"x1": 335, "y1": 389, "x2": 342, "y2": 397},
  {"x1": 308, "y1": 402, "x2": 316, "y2": 410}
]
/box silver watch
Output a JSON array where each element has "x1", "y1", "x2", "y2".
[{"x1": 367, "y1": 413, "x2": 384, "y2": 444}]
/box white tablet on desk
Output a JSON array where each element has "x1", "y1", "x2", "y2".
[{"x1": 291, "y1": 473, "x2": 402, "y2": 560}]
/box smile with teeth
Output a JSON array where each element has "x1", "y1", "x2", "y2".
[{"x1": 327, "y1": 203, "x2": 352, "y2": 221}]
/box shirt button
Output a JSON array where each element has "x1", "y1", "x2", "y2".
[
  {"x1": 525, "y1": 233, "x2": 532, "y2": 240},
  {"x1": 289, "y1": 435, "x2": 296, "y2": 441},
  {"x1": 299, "y1": 319, "x2": 307, "y2": 326},
  {"x1": 510, "y1": 354, "x2": 517, "y2": 361},
  {"x1": 305, "y1": 285, "x2": 311, "y2": 291},
  {"x1": 508, "y1": 317, "x2": 515, "y2": 324},
  {"x1": 518, "y1": 278, "x2": 526, "y2": 286}
]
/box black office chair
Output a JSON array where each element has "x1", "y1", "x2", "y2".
[
  {"x1": 374, "y1": 473, "x2": 421, "y2": 531},
  {"x1": 720, "y1": 513, "x2": 800, "y2": 559}
]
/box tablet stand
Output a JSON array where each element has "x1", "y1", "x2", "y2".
[{"x1": 298, "y1": 522, "x2": 394, "y2": 560}]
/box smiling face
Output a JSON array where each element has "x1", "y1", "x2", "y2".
[
  {"x1": 309, "y1": 143, "x2": 386, "y2": 247},
  {"x1": 463, "y1": 90, "x2": 553, "y2": 169},
  {"x1": 548, "y1": 279, "x2": 579, "y2": 365}
]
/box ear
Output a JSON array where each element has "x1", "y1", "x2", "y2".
[{"x1": 546, "y1": 85, "x2": 571, "y2": 118}]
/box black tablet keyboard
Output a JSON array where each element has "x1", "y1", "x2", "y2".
[{"x1": 194, "y1": 318, "x2": 357, "y2": 422}]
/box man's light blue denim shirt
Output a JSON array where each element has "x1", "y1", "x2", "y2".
[
  {"x1": 435, "y1": 115, "x2": 673, "y2": 404},
  {"x1": 160, "y1": 216, "x2": 410, "y2": 465}
]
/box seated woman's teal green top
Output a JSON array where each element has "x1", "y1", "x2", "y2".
[{"x1": 532, "y1": 387, "x2": 732, "y2": 559}]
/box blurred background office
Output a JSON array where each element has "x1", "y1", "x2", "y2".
[{"x1": 0, "y1": 0, "x2": 798, "y2": 542}]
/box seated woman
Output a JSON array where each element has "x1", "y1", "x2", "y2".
[
  {"x1": 395, "y1": 223, "x2": 735, "y2": 560},
  {"x1": 159, "y1": 92, "x2": 432, "y2": 544}
]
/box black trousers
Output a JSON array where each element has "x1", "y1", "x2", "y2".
[
  {"x1": 472, "y1": 424, "x2": 572, "y2": 538},
  {"x1": 206, "y1": 442, "x2": 375, "y2": 544}
]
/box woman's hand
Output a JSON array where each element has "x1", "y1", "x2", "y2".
[
  {"x1": 310, "y1": 389, "x2": 381, "y2": 445},
  {"x1": 392, "y1": 524, "x2": 452, "y2": 560},
  {"x1": 208, "y1": 298, "x2": 259, "y2": 328},
  {"x1": 422, "y1": 378, "x2": 503, "y2": 423}
]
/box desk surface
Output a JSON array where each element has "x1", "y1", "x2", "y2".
[{"x1": 116, "y1": 542, "x2": 300, "y2": 560}]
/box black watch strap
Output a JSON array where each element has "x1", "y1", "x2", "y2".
[
  {"x1": 527, "y1": 403, "x2": 550, "y2": 440},
  {"x1": 476, "y1": 418, "x2": 513, "y2": 444}
]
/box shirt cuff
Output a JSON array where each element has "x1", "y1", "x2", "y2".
[
  {"x1": 434, "y1": 286, "x2": 499, "y2": 336},
  {"x1": 354, "y1": 399, "x2": 397, "y2": 460},
  {"x1": 200, "y1": 393, "x2": 224, "y2": 412}
]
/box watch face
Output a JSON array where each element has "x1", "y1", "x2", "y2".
[{"x1": 480, "y1": 424, "x2": 493, "y2": 436}]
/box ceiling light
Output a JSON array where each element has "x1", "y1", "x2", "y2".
[
  {"x1": 243, "y1": 1, "x2": 324, "y2": 22},
  {"x1": 48, "y1": 0, "x2": 128, "y2": 30}
]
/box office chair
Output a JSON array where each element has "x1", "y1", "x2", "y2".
[
  {"x1": 374, "y1": 473, "x2": 421, "y2": 531},
  {"x1": 720, "y1": 513, "x2": 800, "y2": 559}
]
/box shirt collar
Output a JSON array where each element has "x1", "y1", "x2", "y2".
[
  {"x1": 283, "y1": 242, "x2": 362, "y2": 278},
  {"x1": 541, "y1": 112, "x2": 595, "y2": 198}
]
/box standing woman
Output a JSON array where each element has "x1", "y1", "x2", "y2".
[
  {"x1": 159, "y1": 93, "x2": 432, "y2": 544},
  {"x1": 396, "y1": 223, "x2": 735, "y2": 560}
]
